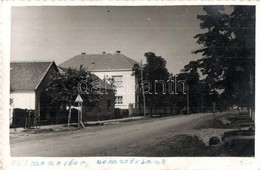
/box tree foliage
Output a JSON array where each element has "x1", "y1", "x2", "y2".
[
  {"x1": 46, "y1": 67, "x2": 100, "y2": 106},
  {"x1": 176, "y1": 67, "x2": 218, "y2": 113},
  {"x1": 133, "y1": 52, "x2": 170, "y2": 114},
  {"x1": 45, "y1": 66, "x2": 101, "y2": 125},
  {"x1": 190, "y1": 6, "x2": 255, "y2": 108}
]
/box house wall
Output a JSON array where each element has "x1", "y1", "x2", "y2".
[
  {"x1": 10, "y1": 91, "x2": 35, "y2": 127},
  {"x1": 11, "y1": 91, "x2": 36, "y2": 110},
  {"x1": 93, "y1": 70, "x2": 136, "y2": 109},
  {"x1": 36, "y1": 63, "x2": 59, "y2": 123}
]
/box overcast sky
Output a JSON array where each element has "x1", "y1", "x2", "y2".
[{"x1": 11, "y1": 6, "x2": 208, "y2": 74}]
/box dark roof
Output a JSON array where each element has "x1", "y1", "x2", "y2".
[
  {"x1": 59, "y1": 52, "x2": 139, "y2": 71},
  {"x1": 10, "y1": 61, "x2": 55, "y2": 90},
  {"x1": 57, "y1": 67, "x2": 114, "y2": 90}
]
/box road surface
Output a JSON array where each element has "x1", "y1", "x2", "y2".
[{"x1": 10, "y1": 113, "x2": 213, "y2": 157}]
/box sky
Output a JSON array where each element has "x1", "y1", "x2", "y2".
[{"x1": 11, "y1": 6, "x2": 208, "y2": 74}]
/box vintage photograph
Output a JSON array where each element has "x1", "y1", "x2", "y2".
[{"x1": 9, "y1": 5, "x2": 255, "y2": 157}]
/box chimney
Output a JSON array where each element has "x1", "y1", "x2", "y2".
[
  {"x1": 81, "y1": 52, "x2": 86, "y2": 55},
  {"x1": 116, "y1": 50, "x2": 121, "y2": 54}
]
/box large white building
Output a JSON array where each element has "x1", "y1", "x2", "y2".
[{"x1": 60, "y1": 51, "x2": 139, "y2": 110}]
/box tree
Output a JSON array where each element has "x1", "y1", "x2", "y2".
[
  {"x1": 45, "y1": 66, "x2": 101, "y2": 126},
  {"x1": 226, "y1": 6, "x2": 255, "y2": 108},
  {"x1": 192, "y1": 6, "x2": 255, "y2": 109},
  {"x1": 133, "y1": 52, "x2": 170, "y2": 115},
  {"x1": 103, "y1": 76, "x2": 117, "y2": 94},
  {"x1": 177, "y1": 65, "x2": 204, "y2": 113},
  {"x1": 182, "y1": 60, "x2": 220, "y2": 112}
]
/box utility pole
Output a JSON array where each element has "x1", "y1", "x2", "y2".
[{"x1": 140, "y1": 60, "x2": 146, "y2": 117}]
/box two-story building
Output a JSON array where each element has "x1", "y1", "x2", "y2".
[{"x1": 60, "y1": 51, "x2": 139, "y2": 114}]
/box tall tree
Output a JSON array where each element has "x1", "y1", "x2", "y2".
[
  {"x1": 193, "y1": 6, "x2": 255, "y2": 109},
  {"x1": 193, "y1": 6, "x2": 231, "y2": 90},
  {"x1": 225, "y1": 6, "x2": 255, "y2": 108},
  {"x1": 133, "y1": 52, "x2": 170, "y2": 115},
  {"x1": 177, "y1": 66, "x2": 203, "y2": 113}
]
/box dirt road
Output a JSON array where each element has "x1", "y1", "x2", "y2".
[{"x1": 10, "y1": 113, "x2": 214, "y2": 157}]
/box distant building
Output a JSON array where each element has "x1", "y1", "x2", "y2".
[
  {"x1": 10, "y1": 61, "x2": 59, "y2": 127},
  {"x1": 60, "y1": 51, "x2": 139, "y2": 112}
]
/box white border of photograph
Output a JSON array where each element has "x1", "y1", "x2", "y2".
[{"x1": 1, "y1": 1, "x2": 260, "y2": 170}]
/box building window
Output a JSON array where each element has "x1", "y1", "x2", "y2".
[
  {"x1": 115, "y1": 96, "x2": 123, "y2": 104},
  {"x1": 112, "y1": 75, "x2": 123, "y2": 88}
]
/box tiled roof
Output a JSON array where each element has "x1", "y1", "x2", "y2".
[
  {"x1": 10, "y1": 61, "x2": 55, "y2": 90},
  {"x1": 59, "y1": 52, "x2": 139, "y2": 71}
]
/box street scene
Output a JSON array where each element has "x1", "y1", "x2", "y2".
[
  {"x1": 9, "y1": 6, "x2": 255, "y2": 157},
  {"x1": 10, "y1": 112, "x2": 254, "y2": 157}
]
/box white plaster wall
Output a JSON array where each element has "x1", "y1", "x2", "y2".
[
  {"x1": 10, "y1": 91, "x2": 35, "y2": 110},
  {"x1": 93, "y1": 70, "x2": 136, "y2": 109}
]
